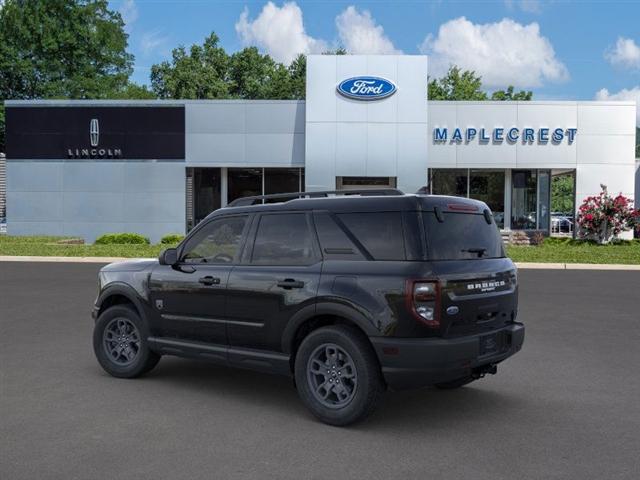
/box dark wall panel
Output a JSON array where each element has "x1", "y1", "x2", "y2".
[{"x1": 6, "y1": 106, "x2": 185, "y2": 159}]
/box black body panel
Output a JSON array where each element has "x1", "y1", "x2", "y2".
[{"x1": 93, "y1": 193, "x2": 524, "y2": 387}]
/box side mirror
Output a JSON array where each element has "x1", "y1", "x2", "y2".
[{"x1": 159, "y1": 247, "x2": 178, "y2": 266}]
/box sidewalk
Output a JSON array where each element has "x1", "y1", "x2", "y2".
[{"x1": 1, "y1": 255, "x2": 639, "y2": 270}]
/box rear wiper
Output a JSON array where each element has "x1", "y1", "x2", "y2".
[{"x1": 461, "y1": 248, "x2": 487, "y2": 257}]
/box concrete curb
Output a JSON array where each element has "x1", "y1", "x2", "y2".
[
  {"x1": 1, "y1": 255, "x2": 639, "y2": 270},
  {"x1": 514, "y1": 262, "x2": 640, "y2": 270},
  {"x1": 0, "y1": 256, "x2": 138, "y2": 263}
]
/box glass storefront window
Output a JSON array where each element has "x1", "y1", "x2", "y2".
[
  {"x1": 430, "y1": 169, "x2": 468, "y2": 197},
  {"x1": 538, "y1": 170, "x2": 551, "y2": 232},
  {"x1": 470, "y1": 170, "x2": 505, "y2": 229},
  {"x1": 264, "y1": 168, "x2": 301, "y2": 196},
  {"x1": 193, "y1": 168, "x2": 221, "y2": 225},
  {"x1": 228, "y1": 168, "x2": 263, "y2": 204},
  {"x1": 511, "y1": 170, "x2": 537, "y2": 230}
]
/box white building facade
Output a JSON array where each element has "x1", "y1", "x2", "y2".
[{"x1": 3, "y1": 54, "x2": 637, "y2": 241}]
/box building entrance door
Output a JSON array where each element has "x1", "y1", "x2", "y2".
[{"x1": 186, "y1": 168, "x2": 221, "y2": 231}]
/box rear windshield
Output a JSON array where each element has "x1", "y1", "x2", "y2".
[{"x1": 423, "y1": 212, "x2": 504, "y2": 260}]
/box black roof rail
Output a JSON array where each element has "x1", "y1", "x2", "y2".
[{"x1": 226, "y1": 188, "x2": 404, "y2": 208}]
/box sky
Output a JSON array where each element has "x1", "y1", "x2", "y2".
[{"x1": 112, "y1": 0, "x2": 640, "y2": 123}]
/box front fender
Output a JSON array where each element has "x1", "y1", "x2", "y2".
[{"x1": 94, "y1": 282, "x2": 149, "y2": 323}]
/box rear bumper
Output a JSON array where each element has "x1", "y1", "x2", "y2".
[{"x1": 370, "y1": 323, "x2": 525, "y2": 390}]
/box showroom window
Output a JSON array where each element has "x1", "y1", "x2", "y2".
[
  {"x1": 428, "y1": 168, "x2": 551, "y2": 231},
  {"x1": 228, "y1": 168, "x2": 304, "y2": 205}
]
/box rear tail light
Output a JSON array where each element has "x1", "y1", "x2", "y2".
[{"x1": 407, "y1": 280, "x2": 440, "y2": 328}]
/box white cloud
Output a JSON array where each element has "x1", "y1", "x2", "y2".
[
  {"x1": 595, "y1": 86, "x2": 640, "y2": 124},
  {"x1": 335, "y1": 6, "x2": 401, "y2": 55},
  {"x1": 140, "y1": 30, "x2": 168, "y2": 56},
  {"x1": 119, "y1": 0, "x2": 138, "y2": 33},
  {"x1": 420, "y1": 17, "x2": 568, "y2": 88},
  {"x1": 504, "y1": 0, "x2": 542, "y2": 14},
  {"x1": 605, "y1": 37, "x2": 640, "y2": 70},
  {"x1": 235, "y1": 1, "x2": 327, "y2": 64}
]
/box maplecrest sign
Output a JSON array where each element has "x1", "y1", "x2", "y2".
[{"x1": 433, "y1": 127, "x2": 577, "y2": 144}]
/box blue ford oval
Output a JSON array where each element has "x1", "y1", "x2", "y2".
[{"x1": 337, "y1": 76, "x2": 397, "y2": 100}]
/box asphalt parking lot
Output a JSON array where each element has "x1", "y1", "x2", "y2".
[{"x1": 1, "y1": 262, "x2": 639, "y2": 480}]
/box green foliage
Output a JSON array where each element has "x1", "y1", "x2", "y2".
[
  {"x1": 0, "y1": 0, "x2": 133, "y2": 99},
  {"x1": 0, "y1": 0, "x2": 138, "y2": 151},
  {"x1": 95, "y1": 233, "x2": 150, "y2": 245},
  {"x1": 428, "y1": 67, "x2": 533, "y2": 101},
  {"x1": 110, "y1": 83, "x2": 156, "y2": 100},
  {"x1": 506, "y1": 240, "x2": 640, "y2": 264},
  {"x1": 150, "y1": 33, "x2": 308, "y2": 100},
  {"x1": 150, "y1": 33, "x2": 230, "y2": 99},
  {"x1": 491, "y1": 86, "x2": 533, "y2": 101},
  {"x1": 160, "y1": 234, "x2": 185, "y2": 245},
  {"x1": 288, "y1": 54, "x2": 306, "y2": 100},
  {"x1": 0, "y1": 104, "x2": 4, "y2": 153},
  {"x1": 428, "y1": 67, "x2": 488, "y2": 101},
  {"x1": 551, "y1": 174, "x2": 575, "y2": 213}
]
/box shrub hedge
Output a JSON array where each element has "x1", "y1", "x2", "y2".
[
  {"x1": 160, "y1": 234, "x2": 185, "y2": 244},
  {"x1": 94, "y1": 233, "x2": 150, "y2": 245}
]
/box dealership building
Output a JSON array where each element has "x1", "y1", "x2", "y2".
[{"x1": 3, "y1": 55, "x2": 638, "y2": 242}]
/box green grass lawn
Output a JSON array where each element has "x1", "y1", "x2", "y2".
[
  {"x1": 507, "y1": 240, "x2": 640, "y2": 264},
  {"x1": 0, "y1": 236, "x2": 169, "y2": 258},
  {"x1": 1, "y1": 235, "x2": 639, "y2": 264}
]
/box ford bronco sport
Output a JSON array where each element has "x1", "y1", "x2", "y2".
[{"x1": 92, "y1": 190, "x2": 524, "y2": 426}]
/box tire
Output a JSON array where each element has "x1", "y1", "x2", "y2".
[
  {"x1": 294, "y1": 325, "x2": 384, "y2": 426},
  {"x1": 435, "y1": 376, "x2": 475, "y2": 390},
  {"x1": 93, "y1": 304, "x2": 160, "y2": 378}
]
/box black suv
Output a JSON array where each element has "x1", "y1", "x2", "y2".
[{"x1": 92, "y1": 190, "x2": 524, "y2": 426}]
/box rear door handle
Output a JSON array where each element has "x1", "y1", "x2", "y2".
[
  {"x1": 198, "y1": 276, "x2": 221, "y2": 286},
  {"x1": 277, "y1": 279, "x2": 305, "y2": 289}
]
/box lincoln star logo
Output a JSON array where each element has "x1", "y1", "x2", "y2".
[
  {"x1": 90, "y1": 118, "x2": 99, "y2": 147},
  {"x1": 67, "y1": 117, "x2": 122, "y2": 158},
  {"x1": 337, "y1": 76, "x2": 397, "y2": 100},
  {"x1": 467, "y1": 280, "x2": 506, "y2": 292}
]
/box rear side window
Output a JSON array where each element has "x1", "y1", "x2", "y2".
[
  {"x1": 423, "y1": 212, "x2": 504, "y2": 260},
  {"x1": 337, "y1": 212, "x2": 406, "y2": 261},
  {"x1": 251, "y1": 213, "x2": 317, "y2": 265}
]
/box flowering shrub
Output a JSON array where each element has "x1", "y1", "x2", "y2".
[{"x1": 577, "y1": 185, "x2": 639, "y2": 244}]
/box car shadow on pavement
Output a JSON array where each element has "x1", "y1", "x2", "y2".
[{"x1": 130, "y1": 357, "x2": 527, "y2": 431}]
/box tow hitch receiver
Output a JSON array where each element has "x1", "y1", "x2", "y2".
[{"x1": 472, "y1": 364, "x2": 498, "y2": 379}]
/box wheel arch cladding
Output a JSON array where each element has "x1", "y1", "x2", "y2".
[{"x1": 97, "y1": 286, "x2": 145, "y2": 321}]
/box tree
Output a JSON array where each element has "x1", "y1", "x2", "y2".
[
  {"x1": 491, "y1": 86, "x2": 533, "y2": 101},
  {"x1": 151, "y1": 33, "x2": 310, "y2": 100},
  {"x1": 228, "y1": 47, "x2": 287, "y2": 99},
  {"x1": 428, "y1": 66, "x2": 533, "y2": 102},
  {"x1": 428, "y1": 67, "x2": 487, "y2": 101},
  {"x1": 150, "y1": 33, "x2": 230, "y2": 99},
  {"x1": 0, "y1": 0, "x2": 139, "y2": 151},
  {"x1": 551, "y1": 174, "x2": 575, "y2": 213},
  {"x1": 288, "y1": 54, "x2": 306, "y2": 100}
]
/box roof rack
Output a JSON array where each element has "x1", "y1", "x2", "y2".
[{"x1": 226, "y1": 188, "x2": 404, "y2": 208}]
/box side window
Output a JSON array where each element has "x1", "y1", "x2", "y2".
[
  {"x1": 337, "y1": 212, "x2": 406, "y2": 261},
  {"x1": 181, "y1": 216, "x2": 248, "y2": 264},
  {"x1": 313, "y1": 212, "x2": 366, "y2": 261},
  {"x1": 251, "y1": 213, "x2": 316, "y2": 265}
]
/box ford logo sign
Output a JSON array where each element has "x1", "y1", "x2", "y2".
[
  {"x1": 337, "y1": 76, "x2": 397, "y2": 101},
  {"x1": 446, "y1": 306, "x2": 459, "y2": 316}
]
